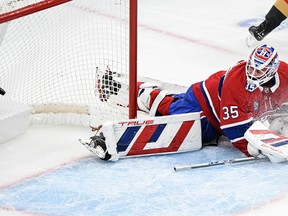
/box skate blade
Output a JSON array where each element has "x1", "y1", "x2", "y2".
[
  {"x1": 246, "y1": 34, "x2": 258, "y2": 47},
  {"x1": 79, "y1": 139, "x2": 107, "y2": 159},
  {"x1": 79, "y1": 139, "x2": 99, "y2": 157}
]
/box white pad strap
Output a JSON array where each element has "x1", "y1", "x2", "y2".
[
  {"x1": 100, "y1": 121, "x2": 119, "y2": 161},
  {"x1": 149, "y1": 90, "x2": 170, "y2": 116},
  {"x1": 137, "y1": 82, "x2": 161, "y2": 113}
]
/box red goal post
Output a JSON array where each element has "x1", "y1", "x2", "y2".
[
  {"x1": 0, "y1": 0, "x2": 71, "y2": 24},
  {"x1": 0, "y1": 0, "x2": 138, "y2": 126}
]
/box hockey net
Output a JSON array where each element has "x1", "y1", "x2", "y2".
[{"x1": 0, "y1": 0, "x2": 137, "y2": 126}]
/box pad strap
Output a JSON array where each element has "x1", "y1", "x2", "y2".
[{"x1": 149, "y1": 90, "x2": 170, "y2": 116}]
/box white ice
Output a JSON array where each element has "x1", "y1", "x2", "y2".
[{"x1": 1, "y1": 0, "x2": 288, "y2": 215}]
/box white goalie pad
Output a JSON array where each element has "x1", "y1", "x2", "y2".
[
  {"x1": 94, "y1": 112, "x2": 202, "y2": 160},
  {"x1": 244, "y1": 121, "x2": 288, "y2": 162}
]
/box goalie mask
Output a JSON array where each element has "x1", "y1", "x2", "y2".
[{"x1": 245, "y1": 44, "x2": 280, "y2": 92}]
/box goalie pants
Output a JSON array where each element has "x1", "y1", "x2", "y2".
[{"x1": 168, "y1": 85, "x2": 219, "y2": 143}]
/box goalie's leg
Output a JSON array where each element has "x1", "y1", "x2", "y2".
[
  {"x1": 137, "y1": 84, "x2": 219, "y2": 144},
  {"x1": 80, "y1": 113, "x2": 202, "y2": 161},
  {"x1": 80, "y1": 82, "x2": 221, "y2": 161}
]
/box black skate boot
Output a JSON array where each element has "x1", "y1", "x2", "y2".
[
  {"x1": 90, "y1": 132, "x2": 112, "y2": 160},
  {"x1": 248, "y1": 19, "x2": 274, "y2": 41},
  {"x1": 0, "y1": 87, "x2": 5, "y2": 95}
]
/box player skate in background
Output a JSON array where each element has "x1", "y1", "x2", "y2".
[
  {"x1": 247, "y1": 0, "x2": 288, "y2": 46},
  {"x1": 81, "y1": 44, "x2": 288, "y2": 163},
  {"x1": 0, "y1": 87, "x2": 5, "y2": 96}
]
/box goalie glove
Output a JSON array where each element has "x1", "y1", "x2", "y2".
[
  {"x1": 245, "y1": 121, "x2": 288, "y2": 163},
  {"x1": 247, "y1": 143, "x2": 285, "y2": 163}
]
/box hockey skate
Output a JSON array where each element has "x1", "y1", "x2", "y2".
[
  {"x1": 0, "y1": 87, "x2": 5, "y2": 95},
  {"x1": 246, "y1": 20, "x2": 273, "y2": 47},
  {"x1": 79, "y1": 128, "x2": 112, "y2": 161}
]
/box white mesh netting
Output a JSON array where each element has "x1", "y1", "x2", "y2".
[{"x1": 0, "y1": 0, "x2": 131, "y2": 125}]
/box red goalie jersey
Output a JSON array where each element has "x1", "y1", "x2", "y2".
[{"x1": 193, "y1": 59, "x2": 288, "y2": 155}]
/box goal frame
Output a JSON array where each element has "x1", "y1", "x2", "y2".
[
  {"x1": 129, "y1": 0, "x2": 137, "y2": 119},
  {"x1": 0, "y1": 0, "x2": 71, "y2": 24},
  {"x1": 0, "y1": 0, "x2": 138, "y2": 120}
]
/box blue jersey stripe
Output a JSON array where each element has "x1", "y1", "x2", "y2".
[
  {"x1": 218, "y1": 75, "x2": 225, "y2": 98},
  {"x1": 199, "y1": 82, "x2": 220, "y2": 124},
  {"x1": 222, "y1": 123, "x2": 251, "y2": 140}
]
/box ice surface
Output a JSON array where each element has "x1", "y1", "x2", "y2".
[
  {"x1": 1, "y1": 126, "x2": 288, "y2": 216},
  {"x1": 1, "y1": 0, "x2": 288, "y2": 215}
]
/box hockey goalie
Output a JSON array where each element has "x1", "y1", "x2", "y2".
[{"x1": 80, "y1": 44, "x2": 288, "y2": 163}]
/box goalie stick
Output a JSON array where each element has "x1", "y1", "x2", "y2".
[{"x1": 174, "y1": 156, "x2": 268, "y2": 171}]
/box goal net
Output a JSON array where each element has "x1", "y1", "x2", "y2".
[{"x1": 0, "y1": 0, "x2": 137, "y2": 126}]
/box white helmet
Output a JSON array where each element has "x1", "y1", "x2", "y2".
[{"x1": 245, "y1": 44, "x2": 280, "y2": 92}]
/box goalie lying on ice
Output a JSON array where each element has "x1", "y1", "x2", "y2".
[{"x1": 82, "y1": 44, "x2": 288, "y2": 163}]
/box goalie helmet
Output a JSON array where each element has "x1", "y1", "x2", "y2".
[{"x1": 245, "y1": 44, "x2": 280, "y2": 92}]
